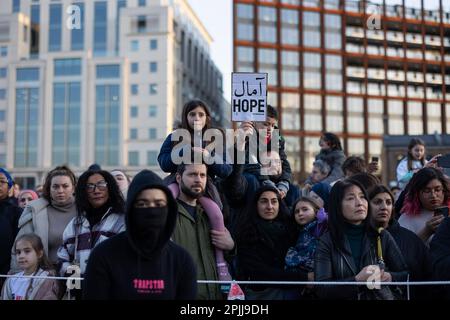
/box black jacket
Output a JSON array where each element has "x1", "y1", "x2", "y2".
[
  {"x1": 315, "y1": 229, "x2": 409, "y2": 300},
  {"x1": 388, "y1": 219, "x2": 432, "y2": 299},
  {"x1": 83, "y1": 170, "x2": 197, "y2": 300},
  {"x1": 430, "y1": 217, "x2": 450, "y2": 299},
  {"x1": 0, "y1": 199, "x2": 22, "y2": 275}
]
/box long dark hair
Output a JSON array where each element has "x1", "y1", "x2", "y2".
[
  {"x1": 75, "y1": 170, "x2": 125, "y2": 223},
  {"x1": 15, "y1": 233, "x2": 53, "y2": 272},
  {"x1": 234, "y1": 185, "x2": 291, "y2": 245},
  {"x1": 321, "y1": 132, "x2": 343, "y2": 151},
  {"x1": 42, "y1": 165, "x2": 77, "y2": 202},
  {"x1": 328, "y1": 179, "x2": 371, "y2": 252},
  {"x1": 368, "y1": 185, "x2": 395, "y2": 226},
  {"x1": 401, "y1": 167, "x2": 450, "y2": 216},
  {"x1": 179, "y1": 100, "x2": 212, "y2": 133},
  {"x1": 406, "y1": 138, "x2": 426, "y2": 171}
]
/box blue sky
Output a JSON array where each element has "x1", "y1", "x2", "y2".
[{"x1": 187, "y1": 0, "x2": 233, "y2": 102}]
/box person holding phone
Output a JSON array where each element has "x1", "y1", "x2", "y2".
[
  {"x1": 396, "y1": 138, "x2": 427, "y2": 190},
  {"x1": 399, "y1": 168, "x2": 450, "y2": 244}
]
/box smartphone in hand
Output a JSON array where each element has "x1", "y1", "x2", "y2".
[
  {"x1": 371, "y1": 156, "x2": 379, "y2": 163},
  {"x1": 434, "y1": 206, "x2": 449, "y2": 218}
]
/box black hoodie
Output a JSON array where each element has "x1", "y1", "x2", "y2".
[{"x1": 83, "y1": 170, "x2": 197, "y2": 300}]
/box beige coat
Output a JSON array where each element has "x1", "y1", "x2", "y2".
[{"x1": 10, "y1": 198, "x2": 50, "y2": 273}]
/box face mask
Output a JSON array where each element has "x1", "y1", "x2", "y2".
[{"x1": 132, "y1": 207, "x2": 168, "y2": 254}]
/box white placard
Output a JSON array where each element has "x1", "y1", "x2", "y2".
[{"x1": 231, "y1": 73, "x2": 267, "y2": 122}]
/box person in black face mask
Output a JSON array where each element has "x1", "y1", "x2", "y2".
[{"x1": 82, "y1": 170, "x2": 197, "y2": 300}]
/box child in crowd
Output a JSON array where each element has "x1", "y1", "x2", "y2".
[{"x1": 2, "y1": 233, "x2": 59, "y2": 300}]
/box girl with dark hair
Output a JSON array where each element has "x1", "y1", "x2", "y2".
[
  {"x1": 369, "y1": 185, "x2": 431, "y2": 299},
  {"x1": 2, "y1": 233, "x2": 59, "y2": 300},
  {"x1": 235, "y1": 186, "x2": 304, "y2": 300},
  {"x1": 158, "y1": 100, "x2": 233, "y2": 285},
  {"x1": 11, "y1": 165, "x2": 77, "y2": 273},
  {"x1": 396, "y1": 138, "x2": 427, "y2": 190},
  {"x1": 399, "y1": 167, "x2": 449, "y2": 244},
  {"x1": 315, "y1": 179, "x2": 408, "y2": 300},
  {"x1": 57, "y1": 169, "x2": 125, "y2": 279},
  {"x1": 314, "y1": 132, "x2": 346, "y2": 184}
]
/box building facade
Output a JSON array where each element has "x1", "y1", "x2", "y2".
[
  {"x1": 0, "y1": 0, "x2": 223, "y2": 188},
  {"x1": 234, "y1": 0, "x2": 450, "y2": 180}
]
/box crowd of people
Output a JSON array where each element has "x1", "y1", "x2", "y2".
[{"x1": 1, "y1": 99, "x2": 450, "y2": 300}]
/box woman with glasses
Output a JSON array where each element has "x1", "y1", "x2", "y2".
[
  {"x1": 11, "y1": 166, "x2": 77, "y2": 273},
  {"x1": 57, "y1": 169, "x2": 125, "y2": 283},
  {"x1": 398, "y1": 167, "x2": 450, "y2": 244}
]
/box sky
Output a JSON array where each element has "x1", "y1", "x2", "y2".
[{"x1": 187, "y1": 0, "x2": 233, "y2": 102}]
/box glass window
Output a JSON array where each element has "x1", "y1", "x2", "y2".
[
  {"x1": 13, "y1": 0, "x2": 20, "y2": 12},
  {"x1": 130, "y1": 128, "x2": 137, "y2": 140},
  {"x1": 0, "y1": 46, "x2": 7, "y2": 57},
  {"x1": 237, "y1": 46, "x2": 254, "y2": 63},
  {"x1": 282, "y1": 51, "x2": 299, "y2": 66},
  {"x1": 149, "y1": 105, "x2": 157, "y2": 117},
  {"x1": 237, "y1": 24, "x2": 254, "y2": 41},
  {"x1": 96, "y1": 65, "x2": 120, "y2": 78},
  {"x1": 149, "y1": 84, "x2": 157, "y2": 95},
  {"x1": 147, "y1": 151, "x2": 158, "y2": 166},
  {"x1": 325, "y1": 14, "x2": 341, "y2": 29},
  {"x1": 0, "y1": 89, "x2": 6, "y2": 100},
  {"x1": 281, "y1": 93, "x2": 300, "y2": 130},
  {"x1": 129, "y1": 151, "x2": 139, "y2": 166},
  {"x1": 48, "y1": 4, "x2": 62, "y2": 52},
  {"x1": 304, "y1": 52, "x2": 321, "y2": 68},
  {"x1": 282, "y1": 70, "x2": 299, "y2": 87},
  {"x1": 237, "y1": 4, "x2": 253, "y2": 19},
  {"x1": 54, "y1": 59, "x2": 82, "y2": 76},
  {"x1": 325, "y1": 0, "x2": 340, "y2": 9},
  {"x1": 259, "y1": 6, "x2": 277, "y2": 22},
  {"x1": 131, "y1": 84, "x2": 138, "y2": 95},
  {"x1": 258, "y1": 48, "x2": 277, "y2": 64},
  {"x1": 427, "y1": 102, "x2": 442, "y2": 134},
  {"x1": 326, "y1": 96, "x2": 343, "y2": 132},
  {"x1": 304, "y1": 94, "x2": 322, "y2": 131},
  {"x1": 304, "y1": 71, "x2": 321, "y2": 89},
  {"x1": 281, "y1": 28, "x2": 299, "y2": 45},
  {"x1": 131, "y1": 40, "x2": 139, "y2": 51},
  {"x1": 258, "y1": 67, "x2": 278, "y2": 86},
  {"x1": 94, "y1": 1, "x2": 107, "y2": 54},
  {"x1": 148, "y1": 128, "x2": 157, "y2": 139},
  {"x1": 0, "y1": 68, "x2": 6, "y2": 78},
  {"x1": 326, "y1": 74, "x2": 342, "y2": 91},
  {"x1": 131, "y1": 62, "x2": 138, "y2": 74},
  {"x1": 258, "y1": 26, "x2": 277, "y2": 43},
  {"x1": 138, "y1": 0, "x2": 146, "y2": 6},
  {"x1": 281, "y1": 9, "x2": 298, "y2": 24},
  {"x1": 0, "y1": 110, "x2": 4, "y2": 121},
  {"x1": 368, "y1": 99, "x2": 384, "y2": 134},
  {"x1": 0, "y1": 131, "x2": 4, "y2": 142},
  {"x1": 408, "y1": 101, "x2": 423, "y2": 135},
  {"x1": 0, "y1": 154, "x2": 5, "y2": 166},
  {"x1": 149, "y1": 62, "x2": 157, "y2": 73},
  {"x1": 388, "y1": 100, "x2": 404, "y2": 134},
  {"x1": 71, "y1": 3, "x2": 85, "y2": 51},
  {"x1": 303, "y1": 11, "x2": 320, "y2": 27},
  {"x1": 130, "y1": 106, "x2": 138, "y2": 118},
  {"x1": 347, "y1": 138, "x2": 365, "y2": 155},
  {"x1": 325, "y1": 32, "x2": 342, "y2": 49},
  {"x1": 150, "y1": 39, "x2": 158, "y2": 50},
  {"x1": 347, "y1": 97, "x2": 364, "y2": 133},
  {"x1": 303, "y1": 30, "x2": 321, "y2": 47},
  {"x1": 17, "y1": 68, "x2": 40, "y2": 81}
]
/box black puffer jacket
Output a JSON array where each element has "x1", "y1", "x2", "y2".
[
  {"x1": 430, "y1": 217, "x2": 450, "y2": 299},
  {"x1": 315, "y1": 229, "x2": 409, "y2": 300},
  {"x1": 315, "y1": 149, "x2": 346, "y2": 184}
]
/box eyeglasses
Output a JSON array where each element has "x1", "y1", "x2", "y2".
[
  {"x1": 0, "y1": 180, "x2": 8, "y2": 185},
  {"x1": 421, "y1": 187, "x2": 443, "y2": 196},
  {"x1": 86, "y1": 181, "x2": 108, "y2": 193}
]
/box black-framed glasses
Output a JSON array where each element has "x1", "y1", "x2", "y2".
[{"x1": 86, "y1": 181, "x2": 108, "y2": 193}]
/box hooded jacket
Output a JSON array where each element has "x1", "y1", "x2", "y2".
[
  {"x1": 83, "y1": 170, "x2": 197, "y2": 300},
  {"x1": 0, "y1": 198, "x2": 22, "y2": 275}
]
